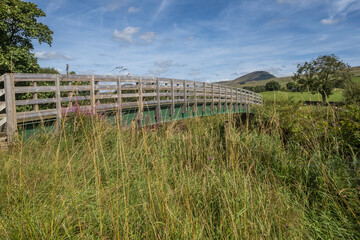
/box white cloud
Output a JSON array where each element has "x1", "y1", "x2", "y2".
[
  {"x1": 153, "y1": 0, "x2": 170, "y2": 20},
  {"x1": 46, "y1": 0, "x2": 67, "y2": 13},
  {"x1": 189, "y1": 68, "x2": 201, "y2": 76},
  {"x1": 128, "y1": 6, "x2": 141, "y2": 13},
  {"x1": 35, "y1": 51, "x2": 72, "y2": 60},
  {"x1": 321, "y1": 18, "x2": 340, "y2": 25},
  {"x1": 113, "y1": 27, "x2": 140, "y2": 43},
  {"x1": 148, "y1": 60, "x2": 186, "y2": 76},
  {"x1": 140, "y1": 32, "x2": 156, "y2": 43}
]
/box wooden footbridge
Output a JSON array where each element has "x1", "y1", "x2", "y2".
[{"x1": 0, "y1": 73, "x2": 262, "y2": 145}]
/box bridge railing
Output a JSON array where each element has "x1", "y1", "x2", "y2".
[{"x1": 1, "y1": 73, "x2": 262, "y2": 142}]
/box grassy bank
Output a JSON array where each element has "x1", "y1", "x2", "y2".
[
  {"x1": 0, "y1": 104, "x2": 359, "y2": 239},
  {"x1": 261, "y1": 89, "x2": 343, "y2": 102}
]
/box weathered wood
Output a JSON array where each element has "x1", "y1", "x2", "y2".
[
  {"x1": 183, "y1": 80, "x2": 187, "y2": 113},
  {"x1": 33, "y1": 81, "x2": 39, "y2": 111},
  {"x1": 0, "y1": 116, "x2": 6, "y2": 128},
  {"x1": 218, "y1": 85, "x2": 222, "y2": 111},
  {"x1": 0, "y1": 89, "x2": 5, "y2": 98},
  {"x1": 202, "y1": 82, "x2": 206, "y2": 111},
  {"x1": 117, "y1": 76, "x2": 122, "y2": 118},
  {"x1": 5, "y1": 74, "x2": 17, "y2": 142},
  {"x1": 90, "y1": 75, "x2": 96, "y2": 115},
  {"x1": 155, "y1": 78, "x2": 161, "y2": 123},
  {"x1": 0, "y1": 102, "x2": 5, "y2": 112},
  {"x1": 0, "y1": 75, "x2": 4, "y2": 82},
  {"x1": 55, "y1": 75, "x2": 62, "y2": 131},
  {"x1": 236, "y1": 89, "x2": 239, "y2": 111},
  {"x1": 230, "y1": 88, "x2": 233, "y2": 110},
  {"x1": 194, "y1": 82, "x2": 197, "y2": 113},
  {"x1": 171, "y1": 79, "x2": 175, "y2": 116},
  {"x1": 68, "y1": 76, "x2": 73, "y2": 108},
  {"x1": 138, "y1": 77, "x2": 143, "y2": 125},
  {"x1": 211, "y1": 84, "x2": 215, "y2": 111}
]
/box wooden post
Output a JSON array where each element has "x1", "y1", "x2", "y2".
[
  {"x1": 183, "y1": 80, "x2": 187, "y2": 114},
  {"x1": 225, "y1": 86, "x2": 228, "y2": 112},
  {"x1": 236, "y1": 88, "x2": 239, "y2": 111},
  {"x1": 33, "y1": 81, "x2": 39, "y2": 111},
  {"x1": 171, "y1": 79, "x2": 175, "y2": 116},
  {"x1": 156, "y1": 78, "x2": 161, "y2": 123},
  {"x1": 55, "y1": 74, "x2": 62, "y2": 132},
  {"x1": 230, "y1": 88, "x2": 233, "y2": 112},
  {"x1": 211, "y1": 83, "x2": 214, "y2": 111},
  {"x1": 193, "y1": 82, "x2": 197, "y2": 113},
  {"x1": 138, "y1": 77, "x2": 143, "y2": 126},
  {"x1": 4, "y1": 74, "x2": 17, "y2": 142},
  {"x1": 90, "y1": 75, "x2": 96, "y2": 115},
  {"x1": 218, "y1": 85, "x2": 221, "y2": 112},
  {"x1": 68, "y1": 74, "x2": 73, "y2": 108},
  {"x1": 202, "y1": 82, "x2": 206, "y2": 112},
  {"x1": 117, "y1": 76, "x2": 122, "y2": 123}
]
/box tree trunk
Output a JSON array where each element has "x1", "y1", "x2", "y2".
[{"x1": 321, "y1": 92, "x2": 327, "y2": 105}]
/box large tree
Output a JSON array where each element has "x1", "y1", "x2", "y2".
[
  {"x1": 0, "y1": 0, "x2": 53, "y2": 75},
  {"x1": 293, "y1": 54, "x2": 351, "y2": 104}
]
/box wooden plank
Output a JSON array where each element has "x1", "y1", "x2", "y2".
[
  {"x1": 0, "y1": 102, "x2": 5, "y2": 112},
  {"x1": 55, "y1": 75, "x2": 62, "y2": 131},
  {"x1": 4, "y1": 74, "x2": 17, "y2": 142},
  {"x1": 117, "y1": 76, "x2": 122, "y2": 118},
  {"x1": 183, "y1": 80, "x2": 187, "y2": 113},
  {"x1": 211, "y1": 84, "x2": 215, "y2": 111},
  {"x1": 0, "y1": 89, "x2": 5, "y2": 97},
  {"x1": 138, "y1": 77, "x2": 143, "y2": 126},
  {"x1": 171, "y1": 79, "x2": 175, "y2": 116},
  {"x1": 0, "y1": 116, "x2": 6, "y2": 128},
  {"x1": 0, "y1": 75, "x2": 4, "y2": 82},
  {"x1": 68, "y1": 75, "x2": 73, "y2": 108},
  {"x1": 194, "y1": 82, "x2": 197, "y2": 112},
  {"x1": 202, "y1": 82, "x2": 206, "y2": 111},
  {"x1": 90, "y1": 75, "x2": 96, "y2": 115},
  {"x1": 236, "y1": 88, "x2": 239, "y2": 110},
  {"x1": 155, "y1": 78, "x2": 161, "y2": 123},
  {"x1": 33, "y1": 81, "x2": 39, "y2": 111},
  {"x1": 218, "y1": 85, "x2": 221, "y2": 111}
]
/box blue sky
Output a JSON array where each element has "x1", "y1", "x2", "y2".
[{"x1": 31, "y1": 0, "x2": 360, "y2": 82}]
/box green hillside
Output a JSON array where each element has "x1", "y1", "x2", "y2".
[
  {"x1": 219, "y1": 66, "x2": 360, "y2": 88},
  {"x1": 218, "y1": 71, "x2": 276, "y2": 86}
]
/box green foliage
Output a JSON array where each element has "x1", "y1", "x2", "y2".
[
  {"x1": 37, "y1": 67, "x2": 60, "y2": 74},
  {"x1": 343, "y1": 82, "x2": 360, "y2": 105},
  {"x1": 338, "y1": 105, "x2": 360, "y2": 157},
  {"x1": 265, "y1": 80, "x2": 281, "y2": 91},
  {"x1": 1, "y1": 107, "x2": 360, "y2": 238},
  {"x1": 0, "y1": 0, "x2": 53, "y2": 74},
  {"x1": 293, "y1": 54, "x2": 351, "y2": 103}
]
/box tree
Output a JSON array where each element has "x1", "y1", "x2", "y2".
[
  {"x1": 343, "y1": 82, "x2": 360, "y2": 105},
  {"x1": 265, "y1": 80, "x2": 281, "y2": 91},
  {"x1": 286, "y1": 81, "x2": 297, "y2": 92},
  {"x1": 293, "y1": 54, "x2": 351, "y2": 104},
  {"x1": 0, "y1": 0, "x2": 53, "y2": 75}
]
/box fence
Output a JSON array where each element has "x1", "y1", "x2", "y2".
[{"x1": 0, "y1": 73, "x2": 263, "y2": 143}]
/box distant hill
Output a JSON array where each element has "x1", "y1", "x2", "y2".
[
  {"x1": 217, "y1": 66, "x2": 360, "y2": 88},
  {"x1": 217, "y1": 71, "x2": 276, "y2": 85}
]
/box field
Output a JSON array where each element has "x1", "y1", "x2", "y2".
[
  {"x1": 1, "y1": 103, "x2": 359, "y2": 239},
  {"x1": 261, "y1": 89, "x2": 344, "y2": 102}
]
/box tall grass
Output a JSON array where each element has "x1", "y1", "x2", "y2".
[{"x1": 0, "y1": 103, "x2": 359, "y2": 239}]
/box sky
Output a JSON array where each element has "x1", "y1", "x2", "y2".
[{"x1": 31, "y1": 0, "x2": 360, "y2": 82}]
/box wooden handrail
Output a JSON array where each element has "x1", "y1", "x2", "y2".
[{"x1": 1, "y1": 73, "x2": 263, "y2": 142}]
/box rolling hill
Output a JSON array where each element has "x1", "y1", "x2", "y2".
[{"x1": 218, "y1": 66, "x2": 360, "y2": 88}]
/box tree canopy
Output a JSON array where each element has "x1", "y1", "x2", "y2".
[
  {"x1": 265, "y1": 80, "x2": 281, "y2": 91},
  {"x1": 293, "y1": 54, "x2": 351, "y2": 103},
  {"x1": 0, "y1": 0, "x2": 53, "y2": 75}
]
